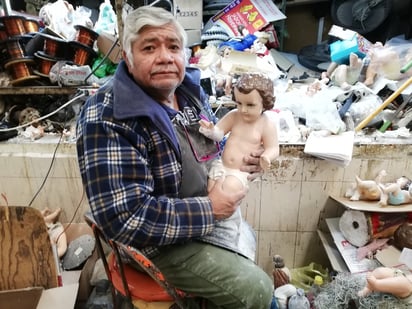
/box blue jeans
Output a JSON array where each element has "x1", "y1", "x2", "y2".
[{"x1": 152, "y1": 241, "x2": 273, "y2": 309}]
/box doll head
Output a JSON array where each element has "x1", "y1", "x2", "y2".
[{"x1": 234, "y1": 72, "x2": 275, "y2": 111}]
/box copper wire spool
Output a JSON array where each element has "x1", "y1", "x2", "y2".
[
  {"x1": 0, "y1": 26, "x2": 8, "y2": 41},
  {"x1": 0, "y1": 15, "x2": 26, "y2": 36},
  {"x1": 70, "y1": 41, "x2": 97, "y2": 66},
  {"x1": 40, "y1": 33, "x2": 67, "y2": 59},
  {"x1": 34, "y1": 52, "x2": 57, "y2": 77},
  {"x1": 74, "y1": 25, "x2": 99, "y2": 48},
  {"x1": 5, "y1": 38, "x2": 25, "y2": 60},
  {"x1": 23, "y1": 18, "x2": 40, "y2": 34},
  {"x1": 4, "y1": 58, "x2": 39, "y2": 85}
]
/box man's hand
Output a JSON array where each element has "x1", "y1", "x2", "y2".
[
  {"x1": 240, "y1": 148, "x2": 264, "y2": 181},
  {"x1": 208, "y1": 178, "x2": 246, "y2": 220}
]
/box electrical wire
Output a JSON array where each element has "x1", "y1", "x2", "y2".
[
  {"x1": 27, "y1": 130, "x2": 63, "y2": 208},
  {"x1": 55, "y1": 188, "x2": 86, "y2": 246},
  {"x1": 0, "y1": 91, "x2": 87, "y2": 132},
  {"x1": 84, "y1": 36, "x2": 119, "y2": 84}
]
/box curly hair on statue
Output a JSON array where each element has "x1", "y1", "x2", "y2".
[{"x1": 234, "y1": 72, "x2": 275, "y2": 111}]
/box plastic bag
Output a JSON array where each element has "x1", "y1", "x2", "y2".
[
  {"x1": 368, "y1": 36, "x2": 412, "y2": 81},
  {"x1": 94, "y1": 0, "x2": 118, "y2": 35},
  {"x1": 290, "y1": 262, "x2": 328, "y2": 292}
]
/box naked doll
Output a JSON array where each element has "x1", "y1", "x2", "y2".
[
  {"x1": 358, "y1": 266, "x2": 412, "y2": 304},
  {"x1": 199, "y1": 72, "x2": 279, "y2": 192},
  {"x1": 198, "y1": 72, "x2": 279, "y2": 261}
]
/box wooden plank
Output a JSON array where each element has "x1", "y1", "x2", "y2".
[
  {"x1": 0, "y1": 87, "x2": 81, "y2": 95},
  {"x1": 115, "y1": 0, "x2": 124, "y2": 50},
  {"x1": 0, "y1": 206, "x2": 58, "y2": 290}
]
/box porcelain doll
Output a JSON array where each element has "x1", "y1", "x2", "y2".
[
  {"x1": 199, "y1": 72, "x2": 279, "y2": 192},
  {"x1": 379, "y1": 176, "x2": 412, "y2": 206},
  {"x1": 358, "y1": 266, "x2": 412, "y2": 304},
  {"x1": 199, "y1": 72, "x2": 279, "y2": 261},
  {"x1": 345, "y1": 170, "x2": 387, "y2": 201},
  {"x1": 41, "y1": 207, "x2": 67, "y2": 258}
]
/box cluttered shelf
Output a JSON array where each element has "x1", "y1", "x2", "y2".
[
  {"x1": 318, "y1": 195, "x2": 411, "y2": 275},
  {"x1": 0, "y1": 86, "x2": 83, "y2": 95}
]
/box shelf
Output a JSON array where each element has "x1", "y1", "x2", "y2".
[
  {"x1": 324, "y1": 217, "x2": 381, "y2": 273},
  {"x1": 330, "y1": 195, "x2": 412, "y2": 213},
  {"x1": 0, "y1": 87, "x2": 83, "y2": 96},
  {"x1": 317, "y1": 229, "x2": 348, "y2": 273}
]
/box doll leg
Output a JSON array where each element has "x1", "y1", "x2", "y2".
[
  {"x1": 358, "y1": 267, "x2": 394, "y2": 297},
  {"x1": 359, "y1": 267, "x2": 412, "y2": 299}
]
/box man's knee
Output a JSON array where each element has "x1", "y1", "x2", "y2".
[{"x1": 242, "y1": 272, "x2": 273, "y2": 308}]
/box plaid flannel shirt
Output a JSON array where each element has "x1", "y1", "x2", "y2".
[{"x1": 76, "y1": 62, "x2": 216, "y2": 258}]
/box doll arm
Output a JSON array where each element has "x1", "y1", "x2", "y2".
[
  {"x1": 260, "y1": 115, "x2": 280, "y2": 170},
  {"x1": 199, "y1": 119, "x2": 225, "y2": 142},
  {"x1": 199, "y1": 110, "x2": 236, "y2": 142}
]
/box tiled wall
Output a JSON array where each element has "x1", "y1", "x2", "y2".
[{"x1": 1, "y1": 140, "x2": 411, "y2": 277}]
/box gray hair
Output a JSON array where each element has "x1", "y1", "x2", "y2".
[{"x1": 122, "y1": 6, "x2": 187, "y2": 66}]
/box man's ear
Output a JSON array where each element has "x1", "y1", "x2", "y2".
[{"x1": 122, "y1": 50, "x2": 131, "y2": 70}]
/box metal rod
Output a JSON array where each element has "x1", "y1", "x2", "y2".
[{"x1": 1, "y1": 0, "x2": 12, "y2": 15}]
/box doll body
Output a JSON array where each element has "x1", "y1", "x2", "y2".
[
  {"x1": 358, "y1": 267, "x2": 412, "y2": 303},
  {"x1": 345, "y1": 170, "x2": 387, "y2": 201},
  {"x1": 199, "y1": 72, "x2": 279, "y2": 191},
  {"x1": 41, "y1": 207, "x2": 67, "y2": 258},
  {"x1": 378, "y1": 176, "x2": 412, "y2": 206}
]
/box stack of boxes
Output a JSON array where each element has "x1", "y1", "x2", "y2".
[{"x1": 174, "y1": 0, "x2": 203, "y2": 47}]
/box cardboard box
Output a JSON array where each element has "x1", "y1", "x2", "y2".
[
  {"x1": 211, "y1": 0, "x2": 286, "y2": 37},
  {"x1": 0, "y1": 222, "x2": 97, "y2": 309},
  {"x1": 185, "y1": 29, "x2": 202, "y2": 47},
  {"x1": 175, "y1": 0, "x2": 203, "y2": 30},
  {"x1": 97, "y1": 31, "x2": 122, "y2": 64},
  {"x1": 329, "y1": 25, "x2": 373, "y2": 64}
]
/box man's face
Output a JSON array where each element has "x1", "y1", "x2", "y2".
[{"x1": 124, "y1": 23, "x2": 186, "y2": 98}]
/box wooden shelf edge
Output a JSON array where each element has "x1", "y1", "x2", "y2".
[
  {"x1": 0, "y1": 87, "x2": 83, "y2": 95},
  {"x1": 317, "y1": 229, "x2": 348, "y2": 273}
]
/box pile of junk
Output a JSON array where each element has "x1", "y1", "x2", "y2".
[
  {"x1": 0, "y1": 0, "x2": 119, "y2": 141},
  {"x1": 1, "y1": 0, "x2": 412, "y2": 146}
]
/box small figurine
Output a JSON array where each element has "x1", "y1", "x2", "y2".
[
  {"x1": 272, "y1": 254, "x2": 291, "y2": 289},
  {"x1": 358, "y1": 266, "x2": 412, "y2": 304},
  {"x1": 41, "y1": 207, "x2": 67, "y2": 258},
  {"x1": 345, "y1": 170, "x2": 387, "y2": 201},
  {"x1": 322, "y1": 53, "x2": 363, "y2": 90},
  {"x1": 378, "y1": 176, "x2": 412, "y2": 206}
]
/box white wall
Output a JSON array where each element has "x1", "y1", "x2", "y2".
[{"x1": 1, "y1": 138, "x2": 411, "y2": 277}]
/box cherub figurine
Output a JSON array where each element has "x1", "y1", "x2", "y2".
[
  {"x1": 345, "y1": 170, "x2": 387, "y2": 201},
  {"x1": 41, "y1": 207, "x2": 67, "y2": 258},
  {"x1": 199, "y1": 72, "x2": 279, "y2": 192},
  {"x1": 378, "y1": 176, "x2": 412, "y2": 206},
  {"x1": 358, "y1": 266, "x2": 412, "y2": 304},
  {"x1": 199, "y1": 72, "x2": 279, "y2": 261}
]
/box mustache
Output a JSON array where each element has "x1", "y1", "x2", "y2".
[{"x1": 151, "y1": 66, "x2": 178, "y2": 74}]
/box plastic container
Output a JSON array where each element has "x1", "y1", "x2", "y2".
[
  {"x1": 288, "y1": 288, "x2": 310, "y2": 309},
  {"x1": 307, "y1": 275, "x2": 324, "y2": 309}
]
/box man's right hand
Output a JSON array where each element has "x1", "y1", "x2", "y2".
[{"x1": 207, "y1": 178, "x2": 246, "y2": 220}]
